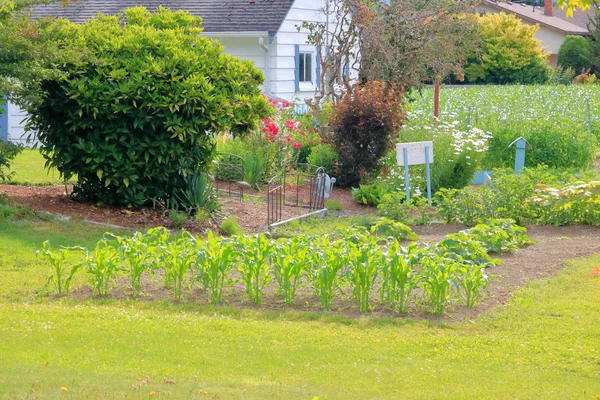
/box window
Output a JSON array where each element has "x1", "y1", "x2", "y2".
[{"x1": 299, "y1": 52, "x2": 313, "y2": 83}]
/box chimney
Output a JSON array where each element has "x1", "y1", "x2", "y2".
[{"x1": 544, "y1": 0, "x2": 554, "y2": 16}]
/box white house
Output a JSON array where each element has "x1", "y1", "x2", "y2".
[
  {"x1": 478, "y1": 0, "x2": 591, "y2": 67},
  {"x1": 1, "y1": 0, "x2": 330, "y2": 144}
]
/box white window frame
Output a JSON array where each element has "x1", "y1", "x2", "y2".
[{"x1": 298, "y1": 45, "x2": 316, "y2": 91}]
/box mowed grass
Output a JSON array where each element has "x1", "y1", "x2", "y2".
[
  {"x1": 0, "y1": 219, "x2": 599, "y2": 399},
  {"x1": 8, "y1": 148, "x2": 73, "y2": 186}
]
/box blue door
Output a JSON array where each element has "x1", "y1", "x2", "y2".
[{"x1": 0, "y1": 95, "x2": 8, "y2": 142}]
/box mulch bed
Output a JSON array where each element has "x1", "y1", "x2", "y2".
[{"x1": 0, "y1": 183, "x2": 374, "y2": 233}]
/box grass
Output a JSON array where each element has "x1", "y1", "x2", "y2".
[
  {"x1": 0, "y1": 215, "x2": 599, "y2": 398},
  {"x1": 272, "y1": 215, "x2": 374, "y2": 238},
  {"x1": 8, "y1": 148, "x2": 73, "y2": 186}
]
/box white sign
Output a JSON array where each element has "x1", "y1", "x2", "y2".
[{"x1": 396, "y1": 141, "x2": 434, "y2": 166}]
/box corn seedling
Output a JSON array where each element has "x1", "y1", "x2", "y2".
[
  {"x1": 160, "y1": 233, "x2": 196, "y2": 301},
  {"x1": 420, "y1": 252, "x2": 459, "y2": 315},
  {"x1": 86, "y1": 238, "x2": 120, "y2": 296},
  {"x1": 272, "y1": 236, "x2": 310, "y2": 305},
  {"x1": 347, "y1": 241, "x2": 381, "y2": 312},
  {"x1": 307, "y1": 238, "x2": 348, "y2": 311},
  {"x1": 195, "y1": 231, "x2": 238, "y2": 304},
  {"x1": 37, "y1": 241, "x2": 86, "y2": 295},
  {"x1": 235, "y1": 233, "x2": 274, "y2": 303},
  {"x1": 109, "y1": 232, "x2": 151, "y2": 296},
  {"x1": 454, "y1": 262, "x2": 489, "y2": 307},
  {"x1": 380, "y1": 241, "x2": 421, "y2": 314}
]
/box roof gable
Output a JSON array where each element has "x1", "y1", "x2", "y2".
[{"x1": 32, "y1": 0, "x2": 296, "y2": 34}]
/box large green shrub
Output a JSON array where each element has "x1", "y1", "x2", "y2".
[
  {"x1": 465, "y1": 12, "x2": 549, "y2": 84},
  {"x1": 557, "y1": 35, "x2": 594, "y2": 74},
  {"x1": 27, "y1": 7, "x2": 270, "y2": 207}
]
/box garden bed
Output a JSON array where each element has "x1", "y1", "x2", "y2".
[
  {"x1": 0, "y1": 183, "x2": 373, "y2": 232},
  {"x1": 47, "y1": 223, "x2": 600, "y2": 321}
]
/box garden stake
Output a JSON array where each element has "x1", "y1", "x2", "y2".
[
  {"x1": 508, "y1": 137, "x2": 531, "y2": 174},
  {"x1": 425, "y1": 145, "x2": 432, "y2": 202},
  {"x1": 403, "y1": 147, "x2": 410, "y2": 200}
]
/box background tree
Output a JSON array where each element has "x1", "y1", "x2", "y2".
[
  {"x1": 359, "y1": 0, "x2": 480, "y2": 88},
  {"x1": 26, "y1": 7, "x2": 270, "y2": 207},
  {"x1": 558, "y1": 35, "x2": 594, "y2": 73},
  {"x1": 464, "y1": 12, "x2": 550, "y2": 84},
  {"x1": 588, "y1": 10, "x2": 600, "y2": 75}
]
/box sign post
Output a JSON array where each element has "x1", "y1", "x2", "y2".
[
  {"x1": 508, "y1": 137, "x2": 531, "y2": 174},
  {"x1": 396, "y1": 141, "x2": 434, "y2": 202}
]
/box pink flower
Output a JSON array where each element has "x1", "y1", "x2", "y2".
[
  {"x1": 282, "y1": 100, "x2": 291, "y2": 109},
  {"x1": 286, "y1": 120, "x2": 295, "y2": 130},
  {"x1": 285, "y1": 135, "x2": 291, "y2": 143},
  {"x1": 293, "y1": 142, "x2": 302, "y2": 149},
  {"x1": 308, "y1": 141, "x2": 313, "y2": 146}
]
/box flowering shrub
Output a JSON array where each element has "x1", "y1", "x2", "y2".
[
  {"x1": 261, "y1": 97, "x2": 321, "y2": 166},
  {"x1": 382, "y1": 114, "x2": 492, "y2": 195}
]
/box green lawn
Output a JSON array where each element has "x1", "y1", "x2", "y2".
[
  {"x1": 8, "y1": 148, "x2": 71, "y2": 186},
  {"x1": 0, "y1": 218, "x2": 599, "y2": 399}
]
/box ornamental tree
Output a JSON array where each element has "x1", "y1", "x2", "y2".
[
  {"x1": 465, "y1": 12, "x2": 550, "y2": 84},
  {"x1": 26, "y1": 7, "x2": 271, "y2": 207}
]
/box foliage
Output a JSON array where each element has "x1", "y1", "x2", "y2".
[
  {"x1": 419, "y1": 253, "x2": 458, "y2": 315},
  {"x1": 330, "y1": 82, "x2": 406, "y2": 186},
  {"x1": 306, "y1": 237, "x2": 348, "y2": 311},
  {"x1": 351, "y1": 182, "x2": 391, "y2": 206},
  {"x1": 160, "y1": 233, "x2": 196, "y2": 301},
  {"x1": 242, "y1": 153, "x2": 266, "y2": 189},
  {"x1": 573, "y1": 68, "x2": 598, "y2": 84},
  {"x1": 109, "y1": 231, "x2": 150, "y2": 296},
  {"x1": 167, "y1": 210, "x2": 189, "y2": 229},
  {"x1": 384, "y1": 118, "x2": 492, "y2": 195},
  {"x1": 7, "y1": 218, "x2": 600, "y2": 398},
  {"x1": 434, "y1": 167, "x2": 600, "y2": 226},
  {"x1": 464, "y1": 219, "x2": 534, "y2": 253},
  {"x1": 36, "y1": 241, "x2": 85, "y2": 295},
  {"x1": 548, "y1": 65, "x2": 577, "y2": 85},
  {"x1": 272, "y1": 236, "x2": 310, "y2": 305},
  {"x1": 380, "y1": 241, "x2": 421, "y2": 313},
  {"x1": 359, "y1": 0, "x2": 480, "y2": 87},
  {"x1": 219, "y1": 217, "x2": 245, "y2": 236},
  {"x1": 371, "y1": 218, "x2": 418, "y2": 241},
  {"x1": 324, "y1": 199, "x2": 344, "y2": 211},
  {"x1": 171, "y1": 172, "x2": 221, "y2": 217},
  {"x1": 557, "y1": 35, "x2": 594, "y2": 73},
  {"x1": 85, "y1": 237, "x2": 120, "y2": 296},
  {"x1": 195, "y1": 231, "x2": 238, "y2": 304},
  {"x1": 0, "y1": 140, "x2": 23, "y2": 182},
  {"x1": 347, "y1": 240, "x2": 381, "y2": 312},
  {"x1": 408, "y1": 85, "x2": 599, "y2": 169},
  {"x1": 377, "y1": 194, "x2": 434, "y2": 226},
  {"x1": 465, "y1": 12, "x2": 549, "y2": 84},
  {"x1": 235, "y1": 233, "x2": 274, "y2": 303},
  {"x1": 454, "y1": 262, "x2": 489, "y2": 308},
  {"x1": 434, "y1": 232, "x2": 501, "y2": 268},
  {"x1": 306, "y1": 143, "x2": 340, "y2": 172},
  {"x1": 26, "y1": 7, "x2": 270, "y2": 207}
]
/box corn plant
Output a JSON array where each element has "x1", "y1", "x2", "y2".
[
  {"x1": 37, "y1": 241, "x2": 86, "y2": 295},
  {"x1": 380, "y1": 241, "x2": 421, "y2": 314},
  {"x1": 454, "y1": 263, "x2": 489, "y2": 307},
  {"x1": 160, "y1": 233, "x2": 197, "y2": 301},
  {"x1": 86, "y1": 238, "x2": 120, "y2": 296},
  {"x1": 108, "y1": 232, "x2": 151, "y2": 296},
  {"x1": 420, "y1": 252, "x2": 459, "y2": 315},
  {"x1": 307, "y1": 238, "x2": 348, "y2": 311},
  {"x1": 235, "y1": 233, "x2": 274, "y2": 303},
  {"x1": 195, "y1": 231, "x2": 238, "y2": 304},
  {"x1": 346, "y1": 241, "x2": 381, "y2": 312},
  {"x1": 272, "y1": 236, "x2": 310, "y2": 305}
]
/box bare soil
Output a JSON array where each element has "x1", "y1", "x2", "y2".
[
  {"x1": 64, "y1": 224, "x2": 600, "y2": 322},
  {"x1": 0, "y1": 183, "x2": 371, "y2": 233}
]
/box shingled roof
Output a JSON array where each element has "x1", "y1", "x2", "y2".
[{"x1": 31, "y1": 0, "x2": 296, "y2": 34}]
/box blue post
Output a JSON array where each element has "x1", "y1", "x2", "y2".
[
  {"x1": 403, "y1": 147, "x2": 410, "y2": 201},
  {"x1": 425, "y1": 146, "x2": 432, "y2": 202},
  {"x1": 0, "y1": 95, "x2": 8, "y2": 142},
  {"x1": 509, "y1": 137, "x2": 531, "y2": 174}
]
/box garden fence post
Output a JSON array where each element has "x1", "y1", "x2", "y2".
[
  {"x1": 425, "y1": 146, "x2": 432, "y2": 202},
  {"x1": 403, "y1": 147, "x2": 410, "y2": 200}
]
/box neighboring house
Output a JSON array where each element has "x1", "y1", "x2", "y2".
[
  {"x1": 2, "y1": 0, "x2": 329, "y2": 145},
  {"x1": 479, "y1": 0, "x2": 591, "y2": 66}
]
